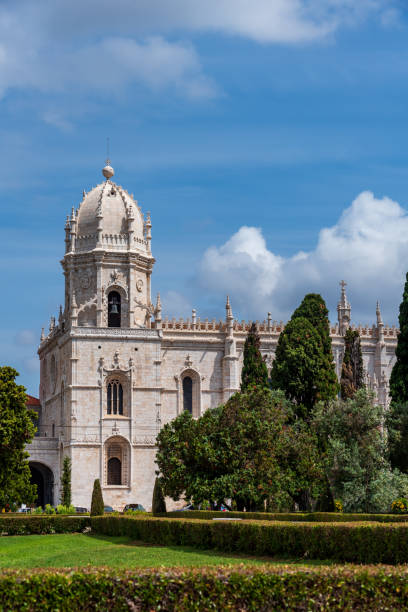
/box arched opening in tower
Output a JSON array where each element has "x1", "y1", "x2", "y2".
[{"x1": 29, "y1": 462, "x2": 54, "y2": 508}]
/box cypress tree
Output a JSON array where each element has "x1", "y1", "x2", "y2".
[
  {"x1": 241, "y1": 323, "x2": 269, "y2": 392},
  {"x1": 61, "y1": 456, "x2": 72, "y2": 507},
  {"x1": 90, "y1": 478, "x2": 104, "y2": 516},
  {"x1": 340, "y1": 329, "x2": 364, "y2": 400},
  {"x1": 270, "y1": 316, "x2": 328, "y2": 418},
  {"x1": 291, "y1": 293, "x2": 338, "y2": 402},
  {"x1": 390, "y1": 272, "x2": 408, "y2": 404},
  {"x1": 152, "y1": 477, "x2": 166, "y2": 514}
]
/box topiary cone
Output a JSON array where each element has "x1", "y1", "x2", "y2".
[{"x1": 90, "y1": 479, "x2": 104, "y2": 516}]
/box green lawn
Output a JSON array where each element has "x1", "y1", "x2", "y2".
[{"x1": 0, "y1": 534, "x2": 329, "y2": 569}]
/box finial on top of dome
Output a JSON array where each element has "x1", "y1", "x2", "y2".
[{"x1": 102, "y1": 159, "x2": 114, "y2": 180}]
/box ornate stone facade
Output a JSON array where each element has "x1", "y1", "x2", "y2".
[{"x1": 27, "y1": 163, "x2": 398, "y2": 510}]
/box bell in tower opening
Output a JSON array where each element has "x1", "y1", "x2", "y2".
[{"x1": 108, "y1": 291, "x2": 121, "y2": 327}]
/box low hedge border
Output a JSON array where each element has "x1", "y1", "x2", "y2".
[
  {"x1": 91, "y1": 515, "x2": 408, "y2": 563},
  {"x1": 0, "y1": 516, "x2": 90, "y2": 536},
  {"x1": 2, "y1": 566, "x2": 408, "y2": 611},
  {"x1": 158, "y1": 510, "x2": 408, "y2": 522}
]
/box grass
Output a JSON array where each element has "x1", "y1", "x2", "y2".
[{"x1": 0, "y1": 534, "x2": 332, "y2": 569}]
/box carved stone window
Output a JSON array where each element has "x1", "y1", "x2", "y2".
[
  {"x1": 183, "y1": 376, "x2": 193, "y2": 414},
  {"x1": 108, "y1": 291, "x2": 121, "y2": 328},
  {"x1": 105, "y1": 436, "x2": 130, "y2": 487},
  {"x1": 107, "y1": 380, "x2": 123, "y2": 415},
  {"x1": 180, "y1": 370, "x2": 201, "y2": 418}
]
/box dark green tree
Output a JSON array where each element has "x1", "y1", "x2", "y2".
[
  {"x1": 90, "y1": 478, "x2": 104, "y2": 516},
  {"x1": 156, "y1": 387, "x2": 323, "y2": 511},
  {"x1": 386, "y1": 403, "x2": 408, "y2": 473},
  {"x1": 152, "y1": 477, "x2": 166, "y2": 514},
  {"x1": 240, "y1": 323, "x2": 269, "y2": 391},
  {"x1": 291, "y1": 293, "x2": 339, "y2": 401},
  {"x1": 61, "y1": 456, "x2": 71, "y2": 507},
  {"x1": 270, "y1": 317, "x2": 331, "y2": 417},
  {"x1": 340, "y1": 328, "x2": 365, "y2": 400},
  {"x1": 390, "y1": 272, "x2": 408, "y2": 404},
  {"x1": 0, "y1": 367, "x2": 37, "y2": 509}
]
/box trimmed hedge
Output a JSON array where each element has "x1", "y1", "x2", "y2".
[
  {"x1": 160, "y1": 510, "x2": 408, "y2": 523},
  {"x1": 0, "y1": 516, "x2": 90, "y2": 535},
  {"x1": 2, "y1": 566, "x2": 408, "y2": 610},
  {"x1": 92, "y1": 515, "x2": 408, "y2": 563}
]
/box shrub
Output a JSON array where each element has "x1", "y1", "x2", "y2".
[
  {"x1": 56, "y1": 505, "x2": 75, "y2": 515},
  {"x1": 32, "y1": 507, "x2": 43, "y2": 515},
  {"x1": 391, "y1": 498, "x2": 408, "y2": 513},
  {"x1": 91, "y1": 515, "x2": 408, "y2": 563},
  {"x1": 335, "y1": 500, "x2": 343, "y2": 512},
  {"x1": 44, "y1": 504, "x2": 55, "y2": 515},
  {"x1": 152, "y1": 477, "x2": 166, "y2": 514},
  {"x1": 0, "y1": 516, "x2": 90, "y2": 535},
  {"x1": 90, "y1": 479, "x2": 104, "y2": 516},
  {"x1": 61, "y1": 456, "x2": 72, "y2": 507},
  {"x1": 160, "y1": 510, "x2": 408, "y2": 523},
  {"x1": 3, "y1": 566, "x2": 408, "y2": 611}
]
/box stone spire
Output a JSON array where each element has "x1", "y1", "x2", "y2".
[
  {"x1": 145, "y1": 212, "x2": 152, "y2": 253},
  {"x1": 154, "y1": 293, "x2": 162, "y2": 330},
  {"x1": 71, "y1": 291, "x2": 78, "y2": 326},
  {"x1": 225, "y1": 296, "x2": 234, "y2": 338},
  {"x1": 337, "y1": 280, "x2": 351, "y2": 335}
]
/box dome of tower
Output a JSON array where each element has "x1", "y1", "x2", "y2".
[{"x1": 74, "y1": 164, "x2": 147, "y2": 253}]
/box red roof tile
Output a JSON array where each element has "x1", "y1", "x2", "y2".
[{"x1": 26, "y1": 394, "x2": 41, "y2": 407}]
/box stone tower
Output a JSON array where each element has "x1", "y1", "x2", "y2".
[{"x1": 62, "y1": 160, "x2": 155, "y2": 330}]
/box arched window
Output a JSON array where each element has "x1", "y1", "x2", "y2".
[
  {"x1": 105, "y1": 436, "x2": 130, "y2": 487},
  {"x1": 107, "y1": 380, "x2": 123, "y2": 415},
  {"x1": 107, "y1": 457, "x2": 121, "y2": 485},
  {"x1": 183, "y1": 376, "x2": 193, "y2": 414},
  {"x1": 108, "y1": 291, "x2": 121, "y2": 327}
]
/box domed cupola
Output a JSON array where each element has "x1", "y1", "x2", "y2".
[
  {"x1": 61, "y1": 162, "x2": 155, "y2": 330},
  {"x1": 66, "y1": 161, "x2": 151, "y2": 255}
]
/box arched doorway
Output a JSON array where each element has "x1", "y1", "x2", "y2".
[{"x1": 29, "y1": 462, "x2": 54, "y2": 507}]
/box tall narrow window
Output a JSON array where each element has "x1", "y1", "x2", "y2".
[
  {"x1": 107, "y1": 380, "x2": 123, "y2": 416},
  {"x1": 108, "y1": 291, "x2": 121, "y2": 327},
  {"x1": 107, "y1": 457, "x2": 121, "y2": 485},
  {"x1": 183, "y1": 376, "x2": 193, "y2": 414}
]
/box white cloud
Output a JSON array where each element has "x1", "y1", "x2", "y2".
[
  {"x1": 0, "y1": 0, "x2": 398, "y2": 103},
  {"x1": 199, "y1": 191, "x2": 408, "y2": 324}
]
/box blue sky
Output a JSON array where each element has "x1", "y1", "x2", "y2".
[{"x1": 1, "y1": 0, "x2": 408, "y2": 394}]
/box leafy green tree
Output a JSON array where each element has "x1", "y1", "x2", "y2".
[
  {"x1": 312, "y1": 390, "x2": 391, "y2": 512},
  {"x1": 291, "y1": 293, "x2": 339, "y2": 401},
  {"x1": 390, "y1": 272, "x2": 408, "y2": 404},
  {"x1": 152, "y1": 477, "x2": 166, "y2": 514},
  {"x1": 90, "y1": 478, "x2": 104, "y2": 516},
  {"x1": 241, "y1": 323, "x2": 269, "y2": 391},
  {"x1": 0, "y1": 367, "x2": 37, "y2": 509},
  {"x1": 156, "y1": 388, "x2": 323, "y2": 511},
  {"x1": 270, "y1": 317, "x2": 330, "y2": 417},
  {"x1": 61, "y1": 456, "x2": 71, "y2": 507},
  {"x1": 340, "y1": 329, "x2": 365, "y2": 400},
  {"x1": 386, "y1": 403, "x2": 408, "y2": 473}
]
